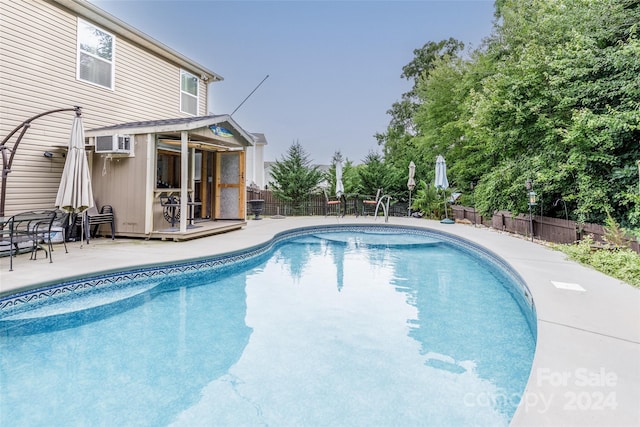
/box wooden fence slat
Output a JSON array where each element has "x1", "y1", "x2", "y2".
[{"x1": 449, "y1": 204, "x2": 638, "y2": 254}]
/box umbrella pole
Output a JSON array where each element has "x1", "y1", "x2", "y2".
[
  {"x1": 80, "y1": 211, "x2": 85, "y2": 248},
  {"x1": 408, "y1": 190, "x2": 412, "y2": 217},
  {"x1": 443, "y1": 192, "x2": 448, "y2": 219}
]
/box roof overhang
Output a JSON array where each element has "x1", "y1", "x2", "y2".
[
  {"x1": 49, "y1": 0, "x2": 223, "y2": 82},
  {"x1": 85, "y1": 114, "x2": 255, "y2": 149}
]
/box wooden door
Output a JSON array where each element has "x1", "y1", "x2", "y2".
[{"x1": 214, "y1": 151, "x2": 245, "y2": 219}]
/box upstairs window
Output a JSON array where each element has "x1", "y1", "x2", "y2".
[
  {"x1": 77, "y1": 19, "x2": 114, "y2": 89},
  {"x1": 180, "y1": 70, "x2": 199, "y2": 115}
]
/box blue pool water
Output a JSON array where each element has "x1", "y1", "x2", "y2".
[{"x1": 0, "y1": 227, "x2": 536, "y2": 426}]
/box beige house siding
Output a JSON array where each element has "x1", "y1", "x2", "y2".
[
  {"x1": 91, "y1": 136, "x2": 148, "y2": 237},
  {"x1": 0, "y1": 0, "x2": 212, "y2": 215}
]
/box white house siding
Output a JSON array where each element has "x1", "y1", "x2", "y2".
[
  {"x1": 246, "y1": 144, "x2": 266, "y2": 189},
  {"x1": 0, "y1": 0, "x2": 210, "y2": 215},
  {"x1": 254, "y1": 141, "x2": 265, "y2": 189}
]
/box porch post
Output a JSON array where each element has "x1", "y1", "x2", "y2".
[
  {"x1": 180, "y1": 131, "x2": 188, "y2": 232},
  {"x1": 144, "y1": 134, "x2": 155, "y2": 235}
]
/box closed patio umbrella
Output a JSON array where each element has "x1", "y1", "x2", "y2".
[
  {"x1": 407, "y1": 161, "x2": 416, "y2": 216},
  {"x1": 335, "y1": 158, "x2": 344, "y2": 198},
  {"x1": 435, "y1": 155, "x2": 453, "y2": 224},
  {"x1": 55, "y1": 111, "x2": 94, "y2": 244},
  {"x1": 335, "y1": 155, "x2": 345, "y2": 216}
]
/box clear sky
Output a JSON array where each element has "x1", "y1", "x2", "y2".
[{"x1": 92, "y1": 0, "x2": 496, "y2": 164}]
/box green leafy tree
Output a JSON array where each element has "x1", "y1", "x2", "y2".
[
  {"x1": 413, "y1": 54, "x2": 478, "y2": 191},
  {"x1": 471, "y1": 0, "x2": 639, "y2": 225},
  {"x1": 377, "y1": 38, "x2": 465, "y2": 168},
  {"x1": 269, "y1": 141, "x2": 323, "y2": 210},
  {"x1": 406, "y1": 0, "x2": 639, "y2": 229},
  {"x1": 375, "y1": 0, "x2": 639, "y2": 234}
]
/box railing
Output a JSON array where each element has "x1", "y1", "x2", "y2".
[
  {"x1": 451, "y1": 205, "x2": 640, "y2": 254},
  {"x1": 373, "y1": 194, "x2": 392, "y2": 223}
]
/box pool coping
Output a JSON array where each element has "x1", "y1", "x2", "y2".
[{"x1": 1, "y1": 216, "x2": 638, "y2": 426}]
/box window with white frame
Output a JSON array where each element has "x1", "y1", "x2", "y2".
[
  {"x1": 180, "y1": 70, "x2": 199, "y2": 115},
  {"x1": 77, "y1": 19, "x2": 114, "y2": 89}
]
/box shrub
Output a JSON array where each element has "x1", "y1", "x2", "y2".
[{"x1": 555, "y1": 236, "x2": 640, "y2": 288}]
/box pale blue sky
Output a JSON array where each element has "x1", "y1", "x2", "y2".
[{"x1": 93, "y1": 0, "x2": 496, "y2": 164}]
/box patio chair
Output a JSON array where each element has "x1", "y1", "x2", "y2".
[
  {"x1": 323, "y1": 189, "x2": 341, "y2": 217},
  {"x1": 362, "y1": 189, "x2": 382, "y2": 216},
  {"x1": 51, "y1": 209, "x2": 69, "y2": 254},
  {"x1": 74, "y1": 205, "x2": 115, "y2": 244},
  {"x1": 29, "y1": 210, "x2": 57, "y2": 262}
]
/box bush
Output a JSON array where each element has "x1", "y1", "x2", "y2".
[{"x1": 555, "y1": 236, "x2": 640, "y2": 288}]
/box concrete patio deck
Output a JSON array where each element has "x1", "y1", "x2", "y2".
[{"x1": 1, "y1": 216, "x2": 638, "y2": 426}]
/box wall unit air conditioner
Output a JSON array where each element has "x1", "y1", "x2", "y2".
[{"x1": 95, "y1": 134, "x2": 131, "y2": 154}]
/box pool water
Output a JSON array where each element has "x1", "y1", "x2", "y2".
[{"x1": 0, "y1": 229, "x2": 536, "y2": 426}]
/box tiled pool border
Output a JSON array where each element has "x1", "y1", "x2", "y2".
[{"x1": 0, "y1": 224, "x2": 537, "y2": 336}]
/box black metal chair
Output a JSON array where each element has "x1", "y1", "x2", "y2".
[
  {"x1": 28, "y1": 210, "x2": 57, "y2": 262},
  {"x1": 52, "y1": 209, "x2": 69, "y2": 254},
  {"x1": 74, "y1": 205, "x2": 115, "y2": 244}
]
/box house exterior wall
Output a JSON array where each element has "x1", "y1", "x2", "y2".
[
  {"x1": 90, "y1": 135, "x2": 149, "y2": 237},
  {"x1": 0, "y1": 0, "x2": 211, "y2": 215},
  {"x1": 246, "y1": 143, "x2": 266, "y2": 189}
]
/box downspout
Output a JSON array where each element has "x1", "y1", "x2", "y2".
[{"x1": 0, "y1": 106, "x2": 82, "y2": 216}]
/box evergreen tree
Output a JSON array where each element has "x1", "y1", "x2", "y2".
[
  {"x1": 269, "y1": 141, "x2": 323, "y2": 210},
  {"x1": 357, "y1": 152, "x2": 403, "y2": 200}
]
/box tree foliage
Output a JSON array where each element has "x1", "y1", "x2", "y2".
[
  {"x1": 269, "y1": 141, "x2": 323, "y2": 207},
  {"x1": 376, "y1": 38, "x2": 465, "y2": 169},
  {"x1": 378, "y1": 0, "x2": 640, "y2": 229},
  {"x1": 356, "y1": 152, "x2": 405, "y2": 200}
]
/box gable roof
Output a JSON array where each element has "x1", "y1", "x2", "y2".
[
  {"x1": 86, "y1": 114, "x2": 255, "y2": 147},
  {"x1": 251, "y1": 133, "x2": 268, "y2": 146},
  {"x1": 52, "y1": 0, "x2": 222, "y2": 82}
]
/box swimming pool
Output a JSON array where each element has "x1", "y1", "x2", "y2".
[{"x1": 0, "y1": 225, "x2": 536, "y2": 426}]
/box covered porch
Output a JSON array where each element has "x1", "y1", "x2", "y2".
[{"x1": 85, "y1": 114, "x2": 254, "y2": 240}]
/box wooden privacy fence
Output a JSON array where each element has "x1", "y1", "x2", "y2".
[
  {"x1": 245, "y1": 189, "x2": 409, "y2": 218},
  {"x1": 451, "y1": 205, "x2": 640, "y2": 254}
]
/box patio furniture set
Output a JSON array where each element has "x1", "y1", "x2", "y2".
[
  {"x1": 324, "y1": 189, "x2": 390, "y2": 220},
  {"x1": 0, "y1": 205, "x2": 114, "y2": 271}
]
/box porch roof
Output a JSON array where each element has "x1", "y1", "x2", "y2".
[{"x1": 85, "y1": 114, "x2": 255, "y2": 149}]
